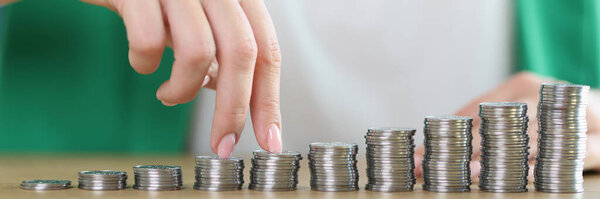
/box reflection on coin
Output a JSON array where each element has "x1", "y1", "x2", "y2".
[{"x1": 20, "y1": 180, "x2": 72, "y2": 190}]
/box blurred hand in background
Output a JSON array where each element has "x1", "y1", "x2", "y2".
[{"x1": 415, "y1": 72, "x2": 600, "y2": 179}]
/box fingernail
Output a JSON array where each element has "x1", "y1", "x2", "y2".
[
  {"x1": 201, "y1": 76, "x2": 210, "y2": 87},
  {"x1": 217, "y1": 133, "x2": 236, "y2": 158},
  {"x1": 267, "y1": 124, "x2": 282, "y2": 153},
  {"x1": 161, "y1": 101, "x2": 177, "y2": 106}
]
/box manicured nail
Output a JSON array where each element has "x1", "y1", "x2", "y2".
[
  {"x1": 201, "y1": 76, "x2": 210, "y2": 87},
  {"x1": 161, "y1": 101, "x2": 177, "y2": 106},
  {"x1": 217, "y1": 133, "x2": 236, "y2": 158},
  {"x1": 267, "y1": 124, "x2": 282, "y2": 153}
]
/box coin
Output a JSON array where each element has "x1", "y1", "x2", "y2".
[
  {"x1": 308, "y1": 142, "x2": 359, "y2": 192},
  {"x1": 249, "y1": 150, "x2": 302, "y2": 192},
  {"x1": 535, "y1": 83, "x2": 589, "y2": 193},
  {"x1": 422, "y1": 116, "x2": 472, "y2": 193},
  {"x1": 193, "y1": 156, "x2": 244, "y2": 191},
  {"x1": 364, "y1": 127, "x2": 415, "y2": 192},
  {"x1": 133, "y1": 165, "x2": 182, "y2": 191},
  {"x1": 20, "y1": 180, "x2": 72, "y2": 191},
  {"x1": 78, "y1": 170, "x2": 127, "y2": 190},
  {"x1": 477, "y1": 102, "x2": 530, "y2": 193}
]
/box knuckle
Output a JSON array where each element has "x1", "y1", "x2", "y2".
[
  {"x1": 230, "y1": 37, "x2": 258, "y2": 68},
  {"x1": 257, "y1": 97, "x2": 280, "y2": 112},
  {"x1": 131, "y1": 37, "x2": 165, "y2": 56},
  {"x1": 177, "y1": 44, "x2": 216, "y2": 67},
  {"x1": 258, "y1": 39, "x2": 282, "y2": 68},
  {"x1": 224, "y1": 107, "x2": 249, "y2": 122},
  {"x1": 168, "y1": 92, "x2": 197, "y2": 104}
]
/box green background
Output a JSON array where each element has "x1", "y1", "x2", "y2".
[{"x1": 0, "y1": 0, "x2": 193, "y2": 153}]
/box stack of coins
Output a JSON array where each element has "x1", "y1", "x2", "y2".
[
  {"x1": 478, "y1": 102, "x2": 530, "y2": 192},
  {"x1": 422, "y1": 116, "x2": 473, "y2": 192},
  {"x1": 20, "y1": 180, "x2": 72, "y2": 190},
  {"x1": 194, "y1": 156, "x2": 244, "y2": 191},
  {"x1": 78, "y1": 170, "x2": 128, "y2": 190},
  {"x1": 133, "y1": 165, "x2": 183, "y2": 191},
  {"x1": 308, "y1": 142, "x2": 359, "y2": 191},
  {"x1": 364, "y1": 127, "x2": 416, "y2": 192},
  {"x1": 535, "y1": 83, "x2": 589, "y2": 193},
  {"x1": 249, "y1": 150, "x2": 303, "y2": 191}
]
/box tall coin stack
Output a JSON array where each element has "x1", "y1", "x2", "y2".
[
  {"x1": 535, "y1": 83, "x2": 589, "y2": 193},
  {"x1": 133, "y1": 165, "x2": 183, "y2": 191},
  {"x1": 364, "y1": 127, "x2": 416, "y2": 192},
  {"x1": 478, "y1": 102, "x2": 530, "y2": 192},
  {"x1": 422, "y1": 116, "x2": 473, "y2": 192},
  {"x1": 194, "y1": 156, "x2": 244, "y2": 191},
  {"x1": 308, "y1": 142, "x2": 359, "y2": 191},
  {"x1": 249, "y1": 150, "x2": 303, "y2": 191},
  {"x1": 78, "y1": 170, "x2": 128, "y2": 190}
]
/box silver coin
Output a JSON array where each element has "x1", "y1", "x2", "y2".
[{"x1": 20, "y1": 180, "x2": 72, "y2": 191}]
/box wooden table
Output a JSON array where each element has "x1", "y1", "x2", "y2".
[{"x1": 0, "y1": 154, "x2": 598, "y2": 198}]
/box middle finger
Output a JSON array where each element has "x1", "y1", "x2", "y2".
[{"x1": 201, "y1": 0, "x2": 258, "y2": 155}]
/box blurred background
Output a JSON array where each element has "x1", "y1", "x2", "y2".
[
  {"x1": 6, "y1": 0, "x2": 598, "y2": 155},
  {"x1": 0, "y1": 0, "x2": 512, "y2": 154},
  {"x1": 191, "y1": 0, "x2": 513, "y2": 155}
]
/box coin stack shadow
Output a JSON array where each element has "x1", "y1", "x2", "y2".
[
  {"x1": 133, "y1": 165, "x2": 183, "y2": 191},
  {"x1": 308, "y1": 142, "x2": 359, "y2": 191},
  {"x1": 535, "y1": 83, "x2": 589, "y2": 193},
  {"x1": 78, "y1": 170, "x2": 127, "y2": 190},
  {"x1": 364, "y1": 127, "x2": 416, "y2": 192},
  {"x1": 20, "y1": 180, "x2": 72, "y2": 190},
  {"x1": 422, "y1": 116, "x2": 473, "y2": 192},
  {"x1": 478, "y1": 102, "x2": 530, "y2": 192},
  {"x1": 194, "y1": 156, "x2": 244, "y2": 191},
  {"x1": 249, "y1": 150, "x2": 302, "y2": 191}
]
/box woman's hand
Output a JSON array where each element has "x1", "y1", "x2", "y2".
[
  {"x1": 415, "y1": 72, "x2": 600, "y2": 179},
  {"x1": 81, "y1": 0, "x2": 283, "y2": 158}
]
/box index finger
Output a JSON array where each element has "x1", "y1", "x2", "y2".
[{"x1": 240, "y1": 0, "x2": 283, "y2": 153}]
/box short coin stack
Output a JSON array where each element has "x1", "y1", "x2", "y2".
[
  {"x1": 309, "y1": 142, "x2": 359, "y2": 191},
  {"x1": 478, "y1": 102, "x2": 530, "y2": 192},
  {"x1": 535, "y1": 83, "x2": 589, "y2": 193},
  {"x1": 20, "y1": 180, "x2": 72, "y2": 190},
  {"x1": 422, "y1": 116, "x2": 473, "y2": 192},
  {"x1": 133, "y1": 165, "x2": 183, "y2": 191},
  {"x1": 249, "y1": 150, "x2": 303, "y2": 191},
  {"x1": 78, "y1": 170, "x2": 128, "y2": 190},
  {"x1": 194, "y1": 156, "x2": 244, "y2": 191},
  {"x1": 364, "y1": 127, "x2": 416, "y2": 192}
]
